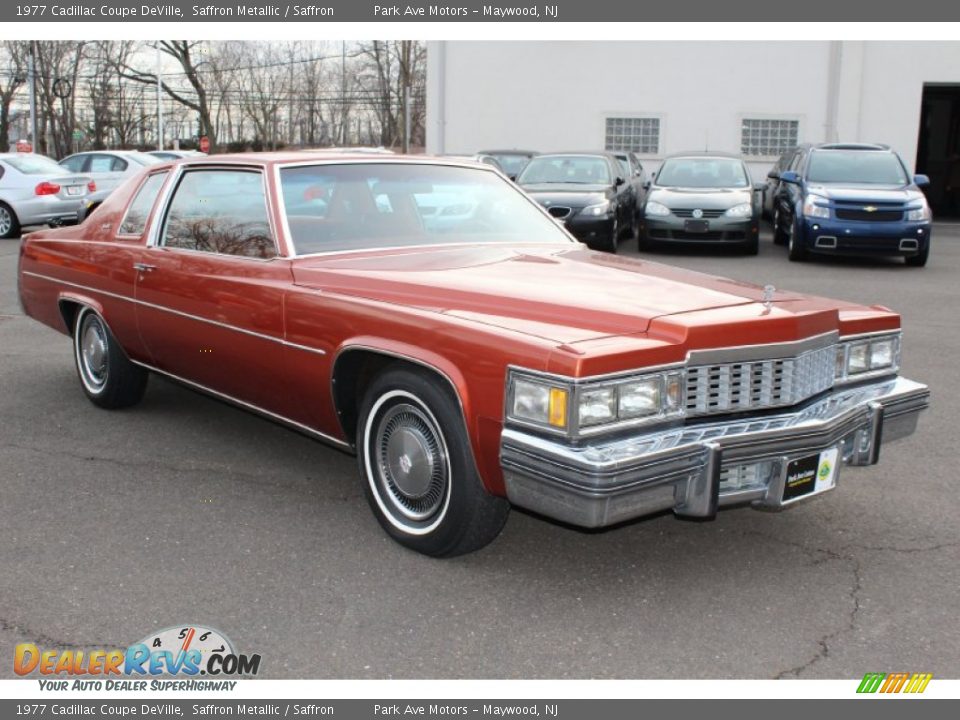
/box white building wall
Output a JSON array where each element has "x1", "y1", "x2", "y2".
[{"x1": 428, "y1": 41, "x2": 960, "y2": 180}]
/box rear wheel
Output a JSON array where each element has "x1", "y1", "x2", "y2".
[
  {"x1": 357, "y1": 366, "x2": 509, "y2": 557},
  {"x1": 0, "y1": 202, "x2": 20, "y2": 240},
  {"x1": 772, "y1": 207, "x2": 787, "y2": 246},
  {"x1": 73, "y1": 307, "x2": 148, "y2": 409}
]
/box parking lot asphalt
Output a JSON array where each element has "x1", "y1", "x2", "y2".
[{"x1": 1, "y1": 225, "x2": 958, "y2": 680}]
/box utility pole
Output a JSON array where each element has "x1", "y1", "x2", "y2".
[
  {"x1": 288, "y1": 51, "x2": 295, "y2": 146},
  {"x1": 28, "y1": 41, "x2": 37, "y2": 149},
  {"x1": 340, "y1": 40, "x2": 347, "y2": 145},
  {"x1": 403, "y1": 87, "x2": 411, "y2": 154},
  {"x1": 156, "y1": 43, "x2": 164, "y2": 151}
]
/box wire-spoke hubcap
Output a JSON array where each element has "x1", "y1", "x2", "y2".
[
  {"x1": 78, "y1": 314, "x2": 109, "y2": 391},
  {"x1": 0, "y1": 207, "x2": 11, "y2": 236},
  {"x1": 374, "y1": 402, "x2": 448, "y2": 524}
]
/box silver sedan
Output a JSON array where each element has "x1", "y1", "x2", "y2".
[
  {"x1": 0, "y1": 153, "x2": 94, "y2": 239},
  {"x1": 59, "y1": 150, "x2": 163, "y2": 195}
]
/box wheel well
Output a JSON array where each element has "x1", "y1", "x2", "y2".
[
  {"x1": 58, "y1": 299, "x2": 82, "y2": 334},
  {"x1": 332, "y1": 349, "x2": 460, "y2": 444}
]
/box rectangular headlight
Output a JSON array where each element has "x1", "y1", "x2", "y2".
[
  {"x1": 618, "y1": 378, "x2": 661, "y2": 419},
  {"x1": 510, "y1": 376, "x2": 569, "y2": 430},
  {"x1": 579, "y1": 387, "x2": 617, "y2": 426},
  {"x1": 835, "y1": 333, "x2": 901, "y2": 382}
]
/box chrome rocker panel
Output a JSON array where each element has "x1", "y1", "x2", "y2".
[{"x1": 500, "y1": 376, "x2": 929, "y2": 528}]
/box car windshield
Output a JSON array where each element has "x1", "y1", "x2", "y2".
[
  {"x1": 280, "y1": 163, "x2": 573, "y2": 255},
  {"x1": 127, "y1": 152, "x2": 164, "y2": 167},
  {"x1": 489, "y1": 154, "x2": 532, "y2": 176},
  {"x1": 806, "y1": 150, "x2": 909, "y2": 185},
  {"x1": 656, "y1": 157, "x2": 749, "y2": 188},
  {"x1": 517, "y1": 156, "x2": 611, "y2": 185},
  {"x1": 2, "y1": 155, "x2": 68, "y2": 175}
]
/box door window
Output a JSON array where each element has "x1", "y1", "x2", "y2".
[{"x1": 161, "y1": 169, "x2": 277, "y2": 259}]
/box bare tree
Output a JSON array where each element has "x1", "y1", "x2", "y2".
[
  {"x1": 0, "y1": 41, "x2": 28, "y2": 152},
  {"x1": 122, "y1": 41, "x2": 218, "y2": 151}
]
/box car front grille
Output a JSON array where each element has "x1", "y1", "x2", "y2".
[
  {"x1": 672, "y1": 208, "x2": 726, "y2": 219},
  {"x1": 685, "y1": 344, "x2": 836, "y2": 417},
  {"x1": 836, "y1": 208, "x2": 903, "y2": 222}
]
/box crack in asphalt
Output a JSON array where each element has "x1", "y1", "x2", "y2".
[
  {"x1": 0, "y1": 616, "x2": 123, "y2": 652},
  {"x1": 741, "y1": 529, "x2": 957, "y2": 678}
]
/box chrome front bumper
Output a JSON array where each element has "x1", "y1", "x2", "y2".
[{"x1": 500, "y1": 377, "x2": 929, "y2": 528}]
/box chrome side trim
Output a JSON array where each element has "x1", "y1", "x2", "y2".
[
  {"x1": 130, "y1": 359, "x2": 352, "y2": 451},
  {"x1": 22, "y1": 271, "x2": 326, "y2": 356}
]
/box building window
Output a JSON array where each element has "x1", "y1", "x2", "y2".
[
  {"x1": 605, "y1": 117, "x2": 660, "y2": 155},
  {"x1": 741, "y1": 119, "x2": 799, "y2": 157}
]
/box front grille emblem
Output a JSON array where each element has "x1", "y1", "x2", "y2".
[
  {"x1": 863, "y1": 205, "x2": 878, "y2": 212},
  {"x1": 692, "y1": 208, "x2": 704, "y2": 219}
]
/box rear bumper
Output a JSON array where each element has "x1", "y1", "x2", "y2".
[
  {"x1": 500, "y1": 376, "x2": 929, "y2": 528},
  {"x1": 14, "y1": 196, "x2": 83, "y2": 226}
]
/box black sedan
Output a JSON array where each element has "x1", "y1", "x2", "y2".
[{"x1": 516, "y1": 152, "x2": 638, "y2": 253}]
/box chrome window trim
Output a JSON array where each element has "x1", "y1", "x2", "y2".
[
  {"x1": 272, "y1": 159, "x2": 578, "y2": 259},
  {"x1": 22, "y1": 270, "x2": 326, "y2": 356}
]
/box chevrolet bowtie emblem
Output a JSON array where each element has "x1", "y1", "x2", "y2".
[
  {"x1": 762, "y1": 284, "x2": 776, "y2": 310},
  {"x1": 863, "y1": 205, "x2": 878, "y2": 212}
]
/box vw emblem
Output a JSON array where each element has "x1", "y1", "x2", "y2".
[{"x1": 692, "y1": 208, "x2": 703, "y2": 219}]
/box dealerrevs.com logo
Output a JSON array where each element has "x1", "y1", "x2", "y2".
[{"x1": 14, "y1": 625, "x2": 261, "y2": 691}]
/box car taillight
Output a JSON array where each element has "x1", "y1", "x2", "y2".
[
  {"x1": 87, "y1": 181, "x2": 96, "y2": 193},
  {"x1": 35, "y1": 182, "x2": 61, "y2": 196}
]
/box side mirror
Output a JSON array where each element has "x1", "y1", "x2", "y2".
[
  {"x1": 780, "y1": 170, "x2": 800, "y2": 184},
  {"x1": 642, "y1": 180, "x2": 651, "y2": 190},
  {"x1": 914, "y1": 174, "x2": 930, "y2": 188},
  {"x1": 754, "y1": 183, "x2": 766, "y2": 192},
  {"x1": 614, "y1": 176, "x2": 625, "y2": 187},
  {"x1": 767, "y1": 170, "x2": 780, "y2": 180}
]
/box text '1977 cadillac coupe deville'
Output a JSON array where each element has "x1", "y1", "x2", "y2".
[{"x1": 17, "y1": 154, "x2": 930, "y2": 556}]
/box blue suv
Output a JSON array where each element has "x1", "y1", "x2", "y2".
[{"x1": 769, "y1": 143, "x2": 932, "y2": 266}]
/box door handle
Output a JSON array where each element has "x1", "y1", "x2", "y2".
[{"x1": 133, "y1": 262, "x2": 157, "y2": 273}]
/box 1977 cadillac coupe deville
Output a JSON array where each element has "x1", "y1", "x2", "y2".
[{"x1": 17, "y1": 154, "x2": 930, "y2": 556}]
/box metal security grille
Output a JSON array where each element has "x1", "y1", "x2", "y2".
[
  {"x1": 605, "y1": 117, "x2": 660, "y2": 155},
  {"x1": 685, "y1": 344, "x2": 836, "y2": 416},
  {"x1": 741, "y1": 119, "x2": 799, "y2": 157}
]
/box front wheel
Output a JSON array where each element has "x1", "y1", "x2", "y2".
[
  {"x1": 786, "y1": 214, "x2": 808, "y2": 261},
  {"x1": 73, "y1": 307, "x2": 148, "y2": 409},
  {"x1": 357, "y1": 366, "x2": 509, "y2": 557}
]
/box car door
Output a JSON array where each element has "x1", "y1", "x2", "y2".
[
  {"x1": 84, "y1": 154, "x2": 128, "y2": 193},
  {"x1": 134, "y1": 165, "x2": 293, "y2": 414},
  {"x1": 777, "y1": 150, "x2": 806, "y2": 226}
]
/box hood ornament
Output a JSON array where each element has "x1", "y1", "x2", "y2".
[{"x1": 762, "y1": 284, "x2": 776, "y2": 311}]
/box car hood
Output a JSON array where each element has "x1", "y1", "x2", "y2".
[
  {"x1": 805, "y1": 183, "x2": 923, "y2": 204},
  {"x1": 292, "y1": 244, "x2": 813, "y2": 345},
  {"x1": 521, "y1": 184, "x2": 612, "y2": 209},
  {"x1": 648, "y1": 187, "x2": 753, "y2": 209}
]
